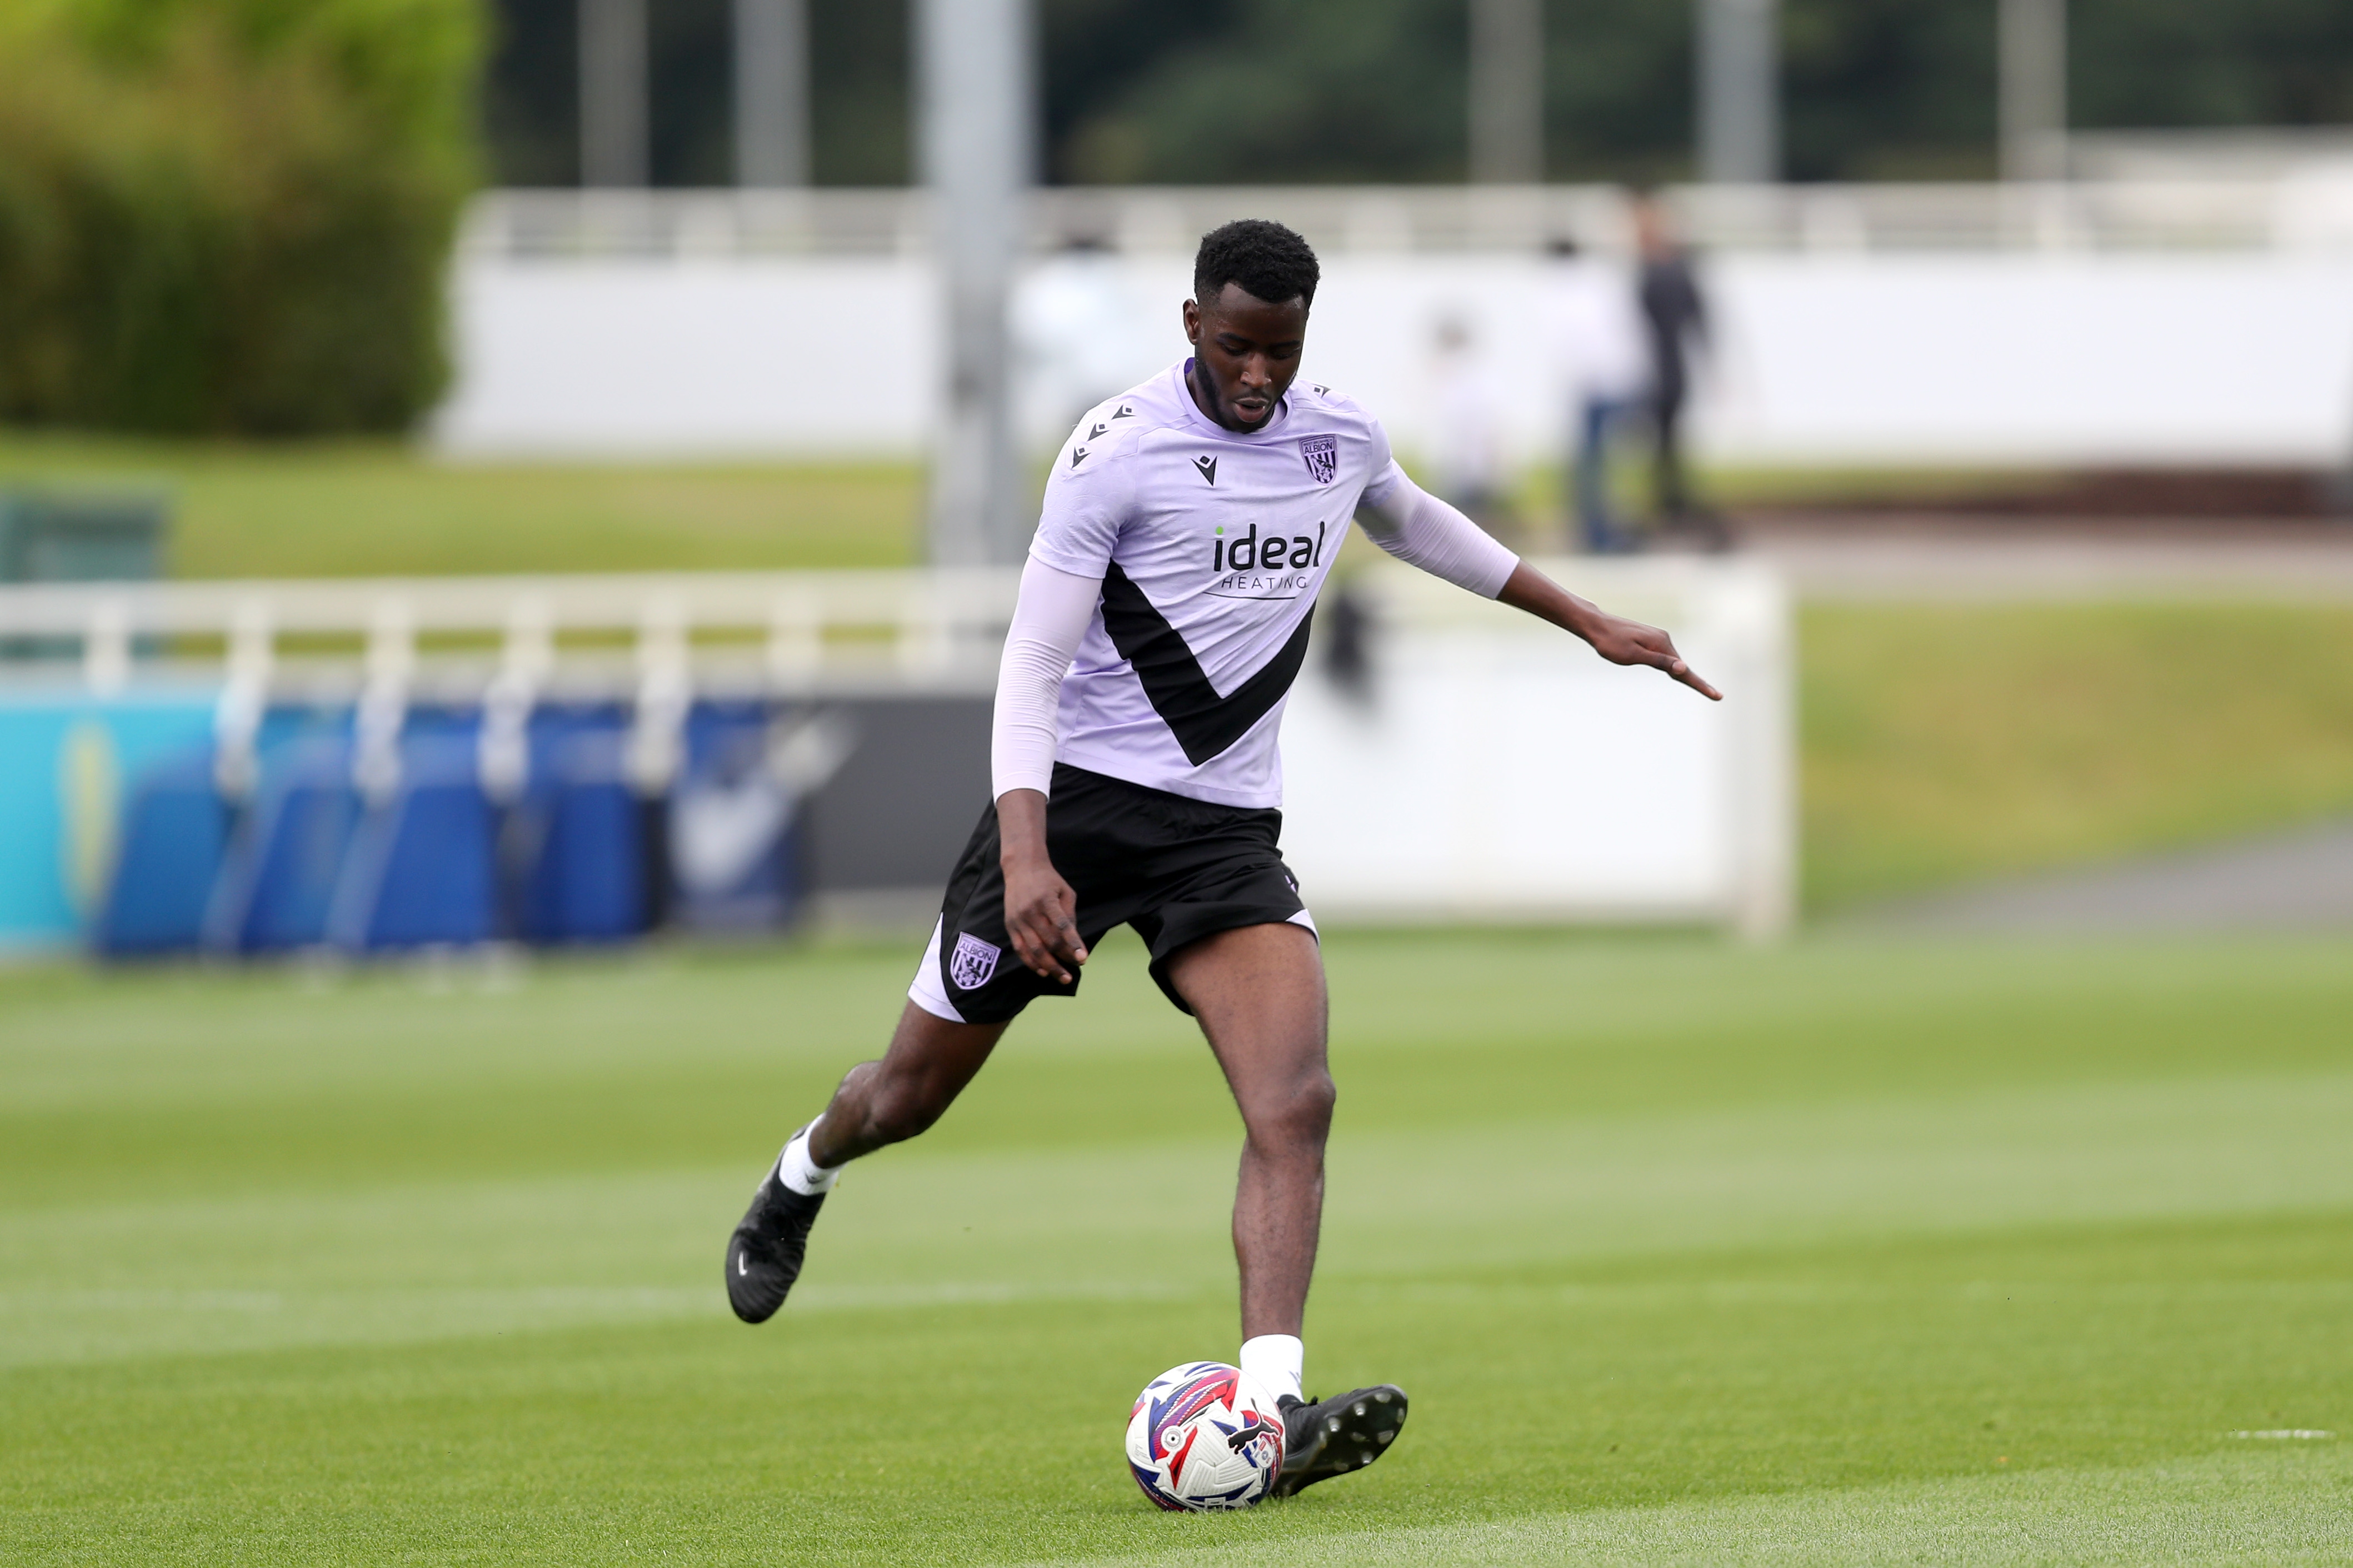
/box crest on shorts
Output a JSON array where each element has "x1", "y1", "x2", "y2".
[
  {"x1": 949, "y1": 932, "x2": 1002, "y2": 990},
  {"x1": 1298, "y1": 434, "x2": 1338, "y2": 485}
]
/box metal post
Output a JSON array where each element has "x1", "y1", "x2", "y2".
[
  {"x1": 352, "y1": 598, "x2": 416, "y2": 806},
  {"x1": 82, "y1": 599, "x2": 131, "y2": 698},
  {"x1": 479, "y1": 597, "x2": 553, "y2": 804},
  {"x1": 917, "y1": 0, "x2": 1033, "y2": 567},
  {"x1": 212, "y1": 599, "x2": 273, "y2": 801},
  {"x1": 1468, "y1": 0, "x2": 1543, "y2": 185},
  {"x1": 579, "y1": 0, "x2": 649, "y2": 187},
  {"x1": 1697, "y1": 0, "x2": 1780, "y2": 184},
  {"x1": 2000, "y1": 0, "x2": 2067, "y2": 182},
  {"x1": 734, "y1": 0, "x2": 810, "y2": 187}
]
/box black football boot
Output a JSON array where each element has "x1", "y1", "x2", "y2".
[
  {"x1": 724, "y1": 1140, "x2": 828, "y2": 1324},
  {"x1": 1270, "y1": 1384, "x2": 1408, "y2": 1497}
]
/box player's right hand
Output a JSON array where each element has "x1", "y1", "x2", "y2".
[{"x1": 1003, "y1": 855, "x2": 1087, "y2": 984}]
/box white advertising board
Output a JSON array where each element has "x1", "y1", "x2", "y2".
[{"x1": 1279, "y1": 557, "x2": 1792, "y2": 935}]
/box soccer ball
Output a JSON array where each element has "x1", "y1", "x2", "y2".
[{"x1": 1125, "y1": 1361, "x2": 1286, "y2": 1511}]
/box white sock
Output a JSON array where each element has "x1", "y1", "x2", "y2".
[
  {"x1": 775, "y1": 1122, "x2": 841, "y2": 1196},
  {"x1": 1240, "y1": 1334, "x2": 1304, "y2": 1405}
]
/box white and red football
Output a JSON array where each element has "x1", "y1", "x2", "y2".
[{"x1": 1124, "y1": 1360, "x2": 1285, "y2": 1510}]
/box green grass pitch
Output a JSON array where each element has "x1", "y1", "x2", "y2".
[{"x1": 4, "y1": 930, "x2": 2350, "y2": 1564}]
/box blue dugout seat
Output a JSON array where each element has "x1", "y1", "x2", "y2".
[{"x1": 92, "y1": 745, "x2": 230, "y2": 958}]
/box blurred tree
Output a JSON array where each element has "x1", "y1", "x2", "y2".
[
  {"x1": 809, "y1": 1, "x2": 908, "y2": 185},
  {"x1": 1038, "y1": 0, "x2": 1241, "y2": 183},
  {"x1": 483, "y1": 0, "x2": 577, "y2": 184},
  {"x1": 1052, "y1": 0, "x2": 1467, "y2": 184},
  {"x1": 468, "y1": 0, "x2": 2353, "y2": 187},
  {"x1": 647, "y1": 0, "x2": 732, "y2": 187},
  {"x1": 1782, "y1": 0, "x2": 1996, "y2": 181},
  {"x1": 483, "y1": 0, "x2": 724, "y2": 186},
  {"x1": 483, "y1": 0, "x2": 906, "y2": 187},
  {"x1": 1043, "y1": 0, "x2": 2352, "y2": 186},
  {"x1": 1544, "y1": 0, "x2": 1693, "y2": 183},
  {"x1": 0, "y1": 0, "x2": 481, "y2": 435},
  {"x1": 2074, "y1": 0, "x2": 2353, "y2": 129}
]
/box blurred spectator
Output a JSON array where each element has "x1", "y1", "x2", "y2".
[
  {"x1": 1631, "y1": 195, "x2": 1729, "y2": 549},
  {"x1": 1426, "y1": 315, "x2": 1515, "y2": 540},
  {"x1": 1544, "y1": 237, "x2": 1648, "y2": 553},
  {"x1": 2337, "y1": 329, "x2": 2353, "y2": 517},
  {"x1": 1318, "y1": 574, "x2": 1378, "y2": 709}
]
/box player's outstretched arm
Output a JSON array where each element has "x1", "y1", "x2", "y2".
[
  {"x1": 992, "y1": 557, "x2": 1102, "y2": 983},
  {"x1": 1356, "y1": 463, "x2": 1719, "y2": 700},
  {"x1": 1497, "y1": 562, "x2": 1721, "y2": 701}
]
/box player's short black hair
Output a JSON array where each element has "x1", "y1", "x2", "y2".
[{"x1": 1193, "y1": 220, "x2": 1320, "y2": 310}]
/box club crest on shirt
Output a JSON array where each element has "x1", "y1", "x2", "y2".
[
  {"x1": 1298, "y1": 434, "x2": 1338, "y2": 485},
  {"x1": 949, "y1": 932, "x2": 1002, "y2": 990}
]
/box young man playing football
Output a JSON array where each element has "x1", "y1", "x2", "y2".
[{"x1": 727, "y1": 219, "x2": 1720, "y2": 1496}]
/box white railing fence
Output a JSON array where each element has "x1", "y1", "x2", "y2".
[
  {"x1": 0, "y1": 568, "x2": 1021, "y2": 698},
  {"x1": 462, "y1": 179, "x2": 2351, "y2": 262},
  {"x1": 0, "y1": 569, "x2": 1016, "y2": 804}
]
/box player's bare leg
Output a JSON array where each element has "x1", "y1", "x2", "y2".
[
  {"x1": 1168, "y1": 920, "x2": 1406, "y2": 1495},
  {"x1": 806, "y1": 1006, "x2": 1009, "y2": 1166},
  {"x1": 726, "y1": 1005, "x2": 1006, "y2": 1323},
  {"x1": 1166, "y1": 921, "x2": 1332, "y2": 1340}
]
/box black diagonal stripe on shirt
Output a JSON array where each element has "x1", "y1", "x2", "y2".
[{"x1": 1098, "y1": 564, "x2": 1315, "y2": 767}]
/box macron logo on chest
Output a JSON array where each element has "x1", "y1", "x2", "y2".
[{"x1": 1192, "y1": 455, "x2": 1218, "y2": 485}]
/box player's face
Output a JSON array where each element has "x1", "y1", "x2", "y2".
[{"x1": 1182, "y1": 284, "x2": 1309, "y2": 433}]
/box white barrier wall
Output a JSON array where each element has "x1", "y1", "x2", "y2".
[
  {"x1": 439, "y1": 258, "x2": 936, "y2": 455},
  {"x1": 434, "y1": 250, "x2": 2353, "y2": 468},
  {"x1": 1281, "y1": 557, "x2": 1792, "y2": 935},
  {"x1": 1707, "y1": 256, "x2": 2353, "y2": 464}
]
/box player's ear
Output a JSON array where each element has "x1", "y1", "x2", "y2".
[{"x1": 1182, "y1": 297, "x2": 1201, "y2": 346}]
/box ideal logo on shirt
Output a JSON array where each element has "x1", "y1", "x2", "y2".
[{"x1": 1210, "y1": 521, "x2": 1327, "y2": 598}]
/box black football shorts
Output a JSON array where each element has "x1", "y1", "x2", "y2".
[{"x1": 907, "y1": 763, "x2": 1315, "y2": 1025}]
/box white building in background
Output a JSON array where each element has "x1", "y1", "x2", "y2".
[{"x1": 432, "y1": 183, "x2": 2353, "y2": 471}]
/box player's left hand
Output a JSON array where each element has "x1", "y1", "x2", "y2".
[
  {"x1": 1496, "y1": 562, "x2": 1722, "y2": 700},
  {"x1": 1584, "y1": 613, "x2": 1722, "y2": 700}
]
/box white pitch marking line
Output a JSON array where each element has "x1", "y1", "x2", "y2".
[{"x1": 2227, "y1": 1430, "x2": 2335, "y2": 1440}]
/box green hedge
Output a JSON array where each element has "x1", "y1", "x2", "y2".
[{"x1": 0, "y1": 0, "x2": 482, "y2": 435}]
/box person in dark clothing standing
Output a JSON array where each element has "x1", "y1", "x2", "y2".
[{"x1": 1632, "y1": 196, "x2": 1725, "y2": 547}]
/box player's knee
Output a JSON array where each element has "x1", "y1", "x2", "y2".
[
  {"x1": 1300, "y1": 1070, "x2": 1337, "y2": 1135},
  {"x1": 1246, "y1": 1068, "x2": 1335, "y2": 1150}
]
